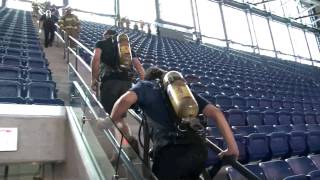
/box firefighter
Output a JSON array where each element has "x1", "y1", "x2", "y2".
[{"x1": 59, "y1": 7, "x2": 80, "y2": 48}]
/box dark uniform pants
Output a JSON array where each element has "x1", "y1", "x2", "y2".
[
  {"x1": 152, "y1": 144, "x2": 207, "y2": 180},
  {"x1": 44, "y1": 27, "x2": 55, "y2": 47},
  {"x1": 100, "y1": 79, "x2": 131, "y2": 114}
]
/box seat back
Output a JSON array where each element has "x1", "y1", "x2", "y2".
[
  {"x1": 288, "y1": 131, "x2": 307, "y2": 156},
  {"x1": 306, "y1": 131, "x2": 320, "y2": 154},
  {"x1": 263, "y1": 110, "x2": 278, "y2": 125},
  {"x1": 260, "y1": 160, "x2": 295, "y2": 180},
  {"x1": 286, "y1": 156, "x2": 318, "y2": 175},
  {"x1": 247, "y1": 133, "x2": 270, "y2": 161},
  {"x1": 246, "y1": 110, "x2": 263, "y2": 126},
  {"x1": 269, "y1": 132, "x2": 289, "y2": 159},
  {"x1": 226, "y1": 109, "x2": 246, "y2": 126}
]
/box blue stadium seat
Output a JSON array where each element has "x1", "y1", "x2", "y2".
[
  {"x1": 259, "y1": 98, "x2": 272, "y2": 109},
  {"x1": 226, "y1": 164, "x2": 266, "y2": 180},
  {"x1": 26, "y1": 59, "x2": 47, "y2": 68},
  {"x1": 286, "y1": 156, "x2": 319, "y2": 175},
  {"x1": 6, "y1": 48, "x2": 22, "y2": 56},
  {"x1": 291, "y1": 112, "x2": 305, "y2": 125},
  {"x1": 231, "y1": 96, "x2": 246, "y2": 110},
  {"x1": 263, "y1": 110, "x2": 278, "y2": 125},
  {"x1": 0, "y1": 80, "x2": 25, "y2": 103},
  {"x1": 226, "y1": 109, "x2": 246, "y2": 126},
  {"x1": 293, "y1": 101, "x2": 304, "y2": 111},
  {"x1": 306, "y1": 131, "x2": 320, "y2": 154},
  {"x1": 259, "y1": 160, "x2": 295, "y2": 180},
  {"x1": 283, "y1": 100, "x2": 294, "y2": 110},
  {"x1": 26, "y1": 82, "x2": 63, "y2": 105},
  {"x1": 215, "y1": 95, "x2": 233, "y2": 110},
  {"x1": 278, "y1": 111, "x2": 292, "y2": 125},
  {"x1": 268, "y1": 132, "x2": 289, "y2": 159},
  {"x1": 220, "y1": 85, "x2": 235, "y2": 96},
  {"x1": 275, "y1": 124, "x2": 292, "y2": 133},
  {"x1": 246, "y1": 97, "x2": 259, "y2": 109},
  {"x1": 246, "y1": 110, "x2": 263, "y2": 126},
  {"x1": 307, "y1": 124, "x2": 320, "y2": 131},
  {"x1": 232, "y1": 126, "x2": 256, "y2": 136},
  {"x1": 2, "y1": 55, "x2": 24, "y2": 67},
  {"x1": 303, "y1": 103, "x2": 313, "y2": 111},
  {"x1": 291, "y1": 124, "x2": 307, "y2": 132},
  {"x1": 283, "y1": 174, "x2": 309, "y2": 180},
  {"x1": 288, "y1": 131, "x2": 307, "y2": 156},
  {"x1": 308, "y1": 154, "x2": 320, "y2": 169},
  {"x1": 247, "y1": 133, "x2": 270, "y2": 161},
  {"x1": 255, "y1": 125, "x2": 276, "y2": 134},
  {"x1": 305, "y1": 112, "x2": 317, "y2": 124},
  {"x1": 272, "y1": 99, "x2": 283, "y2": 110},
  {"x1": 26, "y1": 68, "x2": 51, "y2": 81},
  {"x1": 308, "y1": 170, "x2": 320, "y2": 180},
  {"x1": 0, "y1": 65, "x2": 23, "y2": 80}
]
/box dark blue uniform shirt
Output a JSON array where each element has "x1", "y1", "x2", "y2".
[{"x1": 130, "y1": 80, "x2": 209, "y2": 149}]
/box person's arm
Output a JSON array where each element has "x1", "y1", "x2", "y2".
[
  {"x1": 110, "y1": 91, "x2": 138, "y2": 136},
  {"x1": 91, "y1": 48, "x2": 101, "y2": 91},
  {"x1": 202, "y1": 104, "x2": 239, "y2": 158},
  {"x1": 132, "y1": 57, "x2": 145, "y2": 80}
]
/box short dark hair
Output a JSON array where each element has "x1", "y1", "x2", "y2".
[
  {"x1": 103, "y1": 29, "x2": 117, "y2": 36},
  {"x1": 145, "y1": 66, "x2": 167, "y2": 81}
]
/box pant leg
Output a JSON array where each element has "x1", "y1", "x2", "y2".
[
  {"x1": 44, "y1": 28, "x2": 49, "y2": 47},
  {"x1": 49, "y1": 28, "x2": 55, "y2": 45},
  {"x1": 152, "y1": 144, "x2": 207, "y2": 180},
  {"x1": 99, "y1": 80, "x2": 131, "y2": 114}
]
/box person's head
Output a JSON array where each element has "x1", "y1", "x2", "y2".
[
  {"x1": 65, "y1": 7, "x2": 72, "y2": 14},
  {"x1": 103, "y1": 29, "x2": 117, "y2": 39},
  {"x1": 145, "y1": 66, "x2": 167, "y2": 81},
  {"x1": 45, "y1": 10, "x2": 51, "y2": 18}
]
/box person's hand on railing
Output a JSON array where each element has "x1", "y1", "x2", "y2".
[{"x1": 218, "y1": 147, "x2": 239, "y2": 160}]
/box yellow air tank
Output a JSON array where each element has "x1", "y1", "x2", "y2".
[
  {"x1": 117, "y1": 33, "x2": 132, "y2": 69},
  {"x1": 163, "y1": 71, "x2": 203, "y2": 130}
]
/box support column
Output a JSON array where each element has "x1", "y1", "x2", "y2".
[
  {"x1": 63, "y1": 0, "x2": 68, "y2": 7},
  {"x1": 249, "y1": 11, "x2": 260, "y2": 54},
  {"x1": 115, "y1": 0, "x2": 120, "y2": 25},
  {"x1": 266, "y1": 17, "x2": 278, "y2": 58},
  {"x1": 218, "y1": 1, "x2": 229, "y2": 48},
  {"x1": 154, "y1": 0, "x2": 161, "y2": 22},
  {"x1": 245, "y1": 9, "x2": 254, "y2": 52},
  {"x1": 194, "y1": 0, "x2": 202, "y2": 38},
  {"x1": 2, "y1": 0, "x2": 7, "y2": 7},
  {"x1": 286, "y1": 24, "x2": 297, "y2": 62},
  {"x1": 304, "y1": 30, "x2": 314, "y2": 66}
]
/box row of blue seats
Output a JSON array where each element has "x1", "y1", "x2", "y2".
[
  {"x1": 0, "y1": 80, "x2": 63, "y2": 105},
  {"x1": 0, "y1": 65, "x2": 51, "y2": 82},
  {"x1": 203, "y1": 94, "x2": 320, "y2": 112},
  {"x1": 0, "y1": 47, "x2": 44, "y2": 59},
  {"x1": 0, "y1": 42, "x2": 41, "y2": 52},
  {"x1": 0, "y1": 55, "x2": 48, "y2": 69},
  {"x1": 207, "y1": 130, "x2": 320, "y2": 164},
  {"x1": 194, "y1": 83, "x2": 319, "y2": 99},
  {"x1": 227, "y1": 156, "x2": 320, "y2": 180},
  {"x1": 220, "y1": 109, "x2": 320, "y2": 127}
]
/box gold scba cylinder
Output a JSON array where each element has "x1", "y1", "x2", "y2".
[
  {"x1": 163, "y1": 71, "x2": 203, "y2": 131},
  {"x1": 117, "y1": 33, "x2": 132, "y2": 69}
]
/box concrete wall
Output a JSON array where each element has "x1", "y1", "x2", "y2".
[{"x1": 0, "y1": 104, "x2": 66, "y2": 163}]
